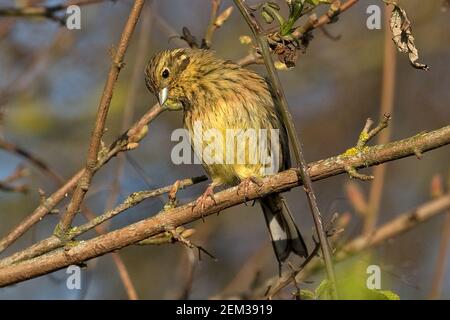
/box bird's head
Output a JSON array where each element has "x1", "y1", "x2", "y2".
[{"x1": 145, "y1": 48, "x2": 198, "y2": 111}]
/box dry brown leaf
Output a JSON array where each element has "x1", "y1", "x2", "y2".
[{"x1": 389, "y1": 3, "x2": 429, "y2": 70}]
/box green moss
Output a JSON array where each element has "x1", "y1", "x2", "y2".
[
  {"x1": 64, "y1": 240, "x2": 80, "y2": 249},
  {"x1": 343, "y1": 147, "x2": 359, "y2": 156},
  {"x1": 342, "y1": 145, "x2": 370, "y2": 158},
  {"x1": 358, "y1": 131, "x2": 370, "y2": 143}
]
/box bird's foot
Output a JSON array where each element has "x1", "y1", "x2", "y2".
[
  {"x1": 237, "y1": 177, "x2": 263, "y2": 205},
  {"x1": 193, "y1": 183, "x2": 218, "y2": 221}
]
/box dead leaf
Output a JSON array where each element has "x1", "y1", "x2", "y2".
[{"x1": 389, "y1": 4, "x2": 429, "y2": 70}]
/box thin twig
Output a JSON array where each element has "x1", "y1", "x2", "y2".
[
  {"x1": 204, "y1": 0, "x2": 222, "y2": 49},
  {"x1": 0, "y1": 29, "x2": 72, "y2": 108},
  {"x1": 0, "y1": 125, "x2": 448, "y2": 286},
  {"x1": 233, "y1": 0, "x2": 338, "y2": 299},
  {"x1": 0, "y1": 103, "x2": 163, "y2": 254},
  {"x1": 344, "y1": 115, "x2": 391, "y2": 181},
  {"x1": 0, "y1": 181, "x2": 28, "y2": 194},
  {"x1": 0, "y1": 176, "x2": 207, "y2": 267},
  {"x1": 57, "y1": 0, "x2": 146, "y2": 235},
  {"x1": 106, "y1": 5, "x2": 153, "y2": 214},
  {"x1": 0, "y1": 138, "x2": 64, "y2": 184},
  {"x1": 0, "y1": 126, "x2": 139, "y2": 300},
  {"x1": 292, "y1": 0, "x2": 359, "y2": 39}
]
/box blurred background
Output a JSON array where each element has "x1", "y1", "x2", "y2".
[{"x1": 0, "y1": 0, "x2": 449, "y2": 299}]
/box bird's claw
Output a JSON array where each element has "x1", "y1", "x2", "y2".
[
  {"x1": 193, "y1": 184, "x2": 217, "y2": 221},
  {"x1": 238, "y1": 177, "x2": 263, "y2": 205}
]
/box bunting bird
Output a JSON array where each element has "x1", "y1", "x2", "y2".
[{"x1": 145, "y1": 48, "x2": 308, "y2": 267}]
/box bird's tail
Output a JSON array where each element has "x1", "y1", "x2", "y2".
[{"x1": 260, "y1": 193, "x2": 308, "y2": 265}]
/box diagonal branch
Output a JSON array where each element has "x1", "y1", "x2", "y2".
[
  {"x1": 57, "y1": 0, "x2": 146, "y2": 235},
  {"x1": 0, "y1": 103, "x2": 164, "y2": 254},
  {"x1": 0, "y1": 176, "x2": 207, "y2": 267},
  {"x1": 0, "y1": 124, "x2": 448, "y2": 287}
]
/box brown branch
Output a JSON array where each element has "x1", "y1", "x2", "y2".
[
  {"x1": 105, "y1": 5, "x2": 153, "y2": 217},
  {"x1": 292, "y1": 0, "x2": 359, "y2": 38},
  {"x1": 0, "y1": 124, "x2": 448, "y2": 287},
  {"x1": 203, "y1": 1, "x2": 234, "y2": 49},
  {"x1": 344, "y1": 114, "x2": 391, "y2": 181},
  {"x1": 0, "y1": 176, "x2": 207, "y2": 267},
  {"x1": 0, "y1": 29, "x2": 73, "y2": 108},
  {"x1": 110, "y1": 253, "x2": 138, "y2": 300},
  {"x1": 0, "y1": 138, "x2": 63, "y2": 184},
  {"x1": 57, "y1": 0, "x2": 146, "y2": 235},
  {"x1": 0, "y1": 119, "x2": 142, "y2": 300},
  {"x1": 233, "y1": 0, "x2": 338, "y2": 298},
  {"x1": 203, "y1": 0, "x2": 222, "y2": 49},
  {"x1": 0, "y1": 103, "x2": 164, "y2": 254},
  {"x1": 0, "y1": 181, "x2": 28, "y2": 194}
]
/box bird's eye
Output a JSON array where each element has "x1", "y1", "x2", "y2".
[{"x1": 162, "y1": 69, "x2": 170, "y2": 79}]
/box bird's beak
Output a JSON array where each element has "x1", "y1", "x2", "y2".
[{"x1": 159, "y1": 87, "x2": 168, "y2": 107}]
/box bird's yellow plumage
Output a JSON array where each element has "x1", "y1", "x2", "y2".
[{"x1": 145, "y1": 48, "x2": 307, "y2": 266}]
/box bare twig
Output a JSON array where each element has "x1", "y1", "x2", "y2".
[
  {"x1": 0, "y1": 164, "x2": 29, "y2": 193},
  {"x1": 204, "y1": 0, "x2": 222, "y2": 49},
  {"x1": 106, "y1": 5, "x2": 153, "y2": 214},
  {"x1": 0, "y1": 29, "x2": 73, "y2": 109},
  {"x1": 233, "y1": 0, "x2": 338, "y2": 299},
  {"x1": 0, "y1": 125, "x2": 139, "y2": 300},
  {"x1": 203, "y1": 1, "x2": 234, "y2": 49},
  {"x1": 110, "y1": 253, "x2": 138, "y2": 300},
  {"x1": 292, "y1": 0, "x2": 359, "y2": 39},
  {"x1": 57, "y1": 0, "x2": 146, "y2": 235},
  {"x1": 176, "y1": 248, "x2": 196, "y2": 300},
  {"x1": 0, "y1": 138, "x2": 63, "y2": 184},
  {"x1": 0, "y1": 125, "x2": 448, "y2": 287},
  {"x1": 0, "y1": 176, "x2": 207, "y2": 267},
  {"x1": 0, "y1": 103, "x2": 163, "y2": 254},
  {"x1": 344, "y1": 115, "x2": 391, "y2": 181},
  {"x1": 0, "y1": 181, "x2": 28, "y2": 194}
]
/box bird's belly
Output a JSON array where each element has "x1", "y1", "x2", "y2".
[{"x1": 185, "y1": 114, "x2": 269, "y2": 185}]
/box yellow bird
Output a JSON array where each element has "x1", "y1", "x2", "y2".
[{"x1": 145, "y1": 48, "x2": 307, "y2": 266}]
